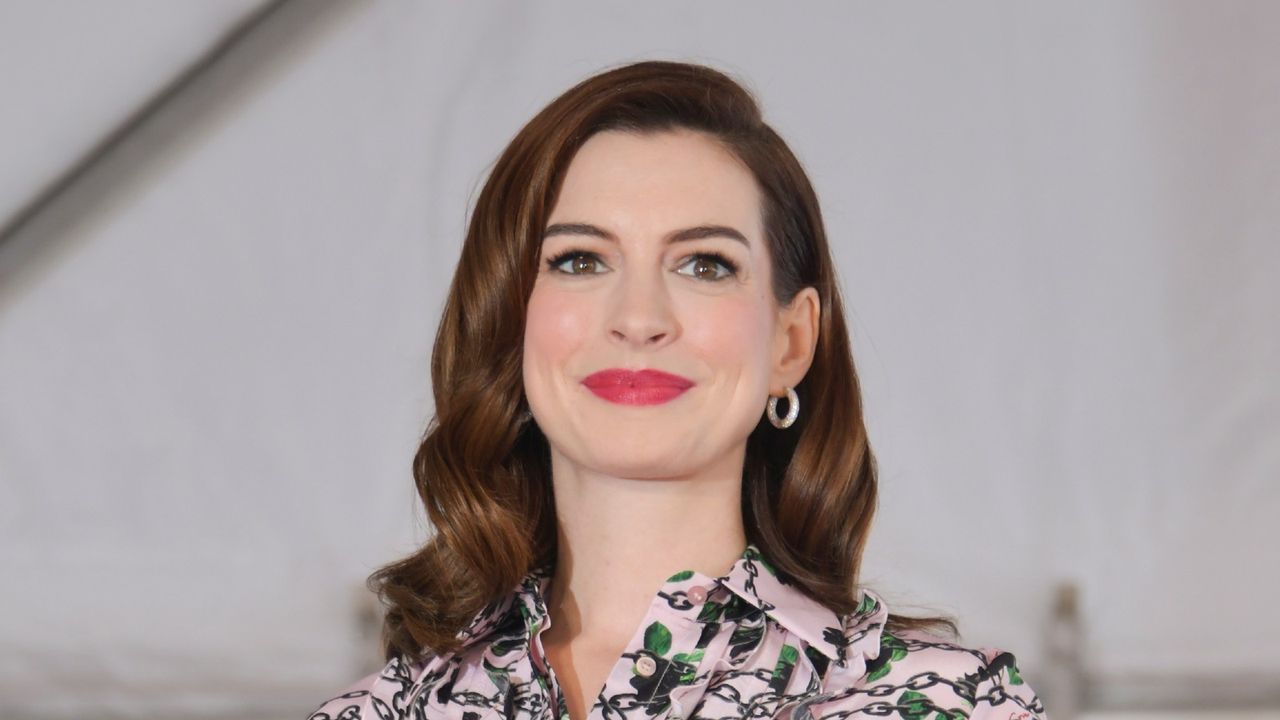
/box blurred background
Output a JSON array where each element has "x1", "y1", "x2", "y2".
[{"x1": 0, "y1": 1, "x2": 1276, "y2": 718}]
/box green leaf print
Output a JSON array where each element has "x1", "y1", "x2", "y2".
[
  {"x1": 644, "y1": 621, "x2": 673, "y2": 656},
  {"x1": 482, "y1": 656, "x2": 512, "y2": 689},
  {"x1": 673, "y1": 649, "x2": 705, "y2": 665},
  {"x1": 779, "y1": 644, "x2": 799, "y2": 664},
  {"x1": 1007, "y1": 664, "x2": 1024, "y2": 685},
  {"x1": 697, "y1": 599, "x2": 724, "y2": 623},
  {"x1": 897, "y1": 689, "x2": 931, "y2": 720},
  {"x1": 773, "y1": 644, "x2": 799, "y2": 679},
  {"x1": 674, "y1": 649, "x2": 704, "y2": 685},
  {"x1": 856, "y1": 593, "x2": 877, "y2": 616},
  {"x1": 883, "y1": 633, "x2": 908, "y2": 662},
  {"x1": 865, "y1": 631, "x2": 909, "y2": 682},
  {"x1": 667, "y1": 570, "x2": 694, "y2": 582},
  {"x1": 518, "y1": 602, "x2": 536, "y2": 631},
  {"x1": 866, "y1": 662, "x2": 892, "y2": 682}
]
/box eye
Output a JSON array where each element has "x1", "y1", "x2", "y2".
[
  {"x1": 543, "y1": 248, "x2": 741, "y2": 282},
  {"x1": 546, "y1": 249, "x2": 609, "y2": 275},
  {"x1": 675, "y1": 252, "x2": 740, "y2": 282}
]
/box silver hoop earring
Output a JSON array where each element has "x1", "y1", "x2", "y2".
[{"x1": 766, "y1": 386, "x2": 799, "y2": 429}]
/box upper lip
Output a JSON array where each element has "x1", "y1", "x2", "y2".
[{"x1": 581, "y1": 368, "x2": 695, "y2": 389}]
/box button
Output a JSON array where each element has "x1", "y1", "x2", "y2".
[
  {"x1": 634, "y1": 655, "x2": 657, "y2": 677},
  {"x1": 687, "y1": 585, "x2": 708, "y2": 603}
]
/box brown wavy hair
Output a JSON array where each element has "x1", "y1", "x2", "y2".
[{"x1": 369, "y1": 59, "x2": 957, "y2": 664}]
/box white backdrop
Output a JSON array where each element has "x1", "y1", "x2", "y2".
[{"x1": 1, "y1": 2, "x2": 1276, "y2": 718}]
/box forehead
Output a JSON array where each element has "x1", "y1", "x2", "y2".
[{"x1": 548, "y1": 129, "x2": 763, "y2": 240}]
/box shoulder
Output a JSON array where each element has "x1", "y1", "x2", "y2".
[
  {"x1": 304, "y1": 655, "x2": 421, "y2": 720},
  {"x1": 817, "y1": 627, "x2": 1048, "y2": 720}
]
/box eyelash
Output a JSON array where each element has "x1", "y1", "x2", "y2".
[{"x1": 544, "y1": 249, "x2": 740, "y2": 281}]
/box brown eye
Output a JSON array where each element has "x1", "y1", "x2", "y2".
[
  {"x1": 547, "y1": 250, "x2": 607, "y2": 275},
  {"x1": 675, "y1": 253, "x2": 738, "y2": 282}
]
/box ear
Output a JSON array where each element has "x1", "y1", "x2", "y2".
[{"x1": 769, "y1": 286, "x2": 821, "y2": 396}]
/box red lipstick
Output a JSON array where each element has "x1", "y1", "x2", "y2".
[{"x1": 581, "y1": 368, "x2": 695, "y2": 406}]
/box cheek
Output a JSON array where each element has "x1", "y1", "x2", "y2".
[
  {"x1": 523, "y1": 287, "x2": 591, "y2": 374},
  {"x1": 684, "y1": 296, "x2": 771, "y2": 376}
]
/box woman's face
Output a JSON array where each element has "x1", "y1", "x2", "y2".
[{"x1": 523, "y1": 128, "x2": 818, "y2": 481}]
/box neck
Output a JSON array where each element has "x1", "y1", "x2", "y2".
[{"x1": 544, "y1": 445, "x2": 749, "y2": 649}]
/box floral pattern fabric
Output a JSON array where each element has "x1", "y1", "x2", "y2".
[{"x1": 306, "y1": 544, "x2": 1047, "y2": 719}]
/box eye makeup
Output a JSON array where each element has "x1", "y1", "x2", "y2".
[{"x1": 544, "y1": 248, "x2": 741, "y2": 281}]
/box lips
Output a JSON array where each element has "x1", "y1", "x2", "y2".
[{"x1": 581, "y1": 368, "x2": 695, "y2": 406}]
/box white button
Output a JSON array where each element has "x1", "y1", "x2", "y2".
[
  {"x1": 687, "y1": 585, "x2": 708, "y2": 603},
  {"x1": 635, "y1": 655, "x2": 657, "y2": 677}
]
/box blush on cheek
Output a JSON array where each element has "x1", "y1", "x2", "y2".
[
  {"x1": 686, "y1": 298, "x2": 767, "y2": 360},
  {"x1": 524, "y1": 288, "x2": 593, "y2": 378}
]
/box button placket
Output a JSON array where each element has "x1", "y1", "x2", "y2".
[
  {"x1": 667, "y1": 586, "x2": 736, "y2": 720},
  {"x1": 590, "y1": 570, "x2": 727, "y2": 719},
  {"x1": 642, "y1": 576, "x2": 723, "y2": 720}
]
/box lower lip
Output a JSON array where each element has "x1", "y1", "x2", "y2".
[{"x1": 585, "y1": 385, "x2": 691, "y2": 405}]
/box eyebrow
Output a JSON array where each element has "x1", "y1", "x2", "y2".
[{"x1": 541, "y1": 222, "x2": 750, "y2": 248}]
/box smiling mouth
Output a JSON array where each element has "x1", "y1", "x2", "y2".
[{"x1": 580, "y1": 368, "x2": 694, "y2": 406}]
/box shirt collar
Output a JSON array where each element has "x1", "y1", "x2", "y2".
[
  {"x1": 453, "y1": 542, "x2": 888, "y2": 669},
  {"x1": 713, "y1": 543, "x2": 888, "y2": 667}
]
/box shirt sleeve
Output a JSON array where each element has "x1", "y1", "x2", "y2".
[{"x1": 969, "y1": 649, "x2": 1048, "y2": 720}]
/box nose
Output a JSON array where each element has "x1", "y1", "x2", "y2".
[{"x1": 606, "y1": 267, "x2": 679, "y2": 349}]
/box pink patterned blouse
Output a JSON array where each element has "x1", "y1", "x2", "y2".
[{"x1": 306, "y1": 543, "x2": 1047, "y2": 719}]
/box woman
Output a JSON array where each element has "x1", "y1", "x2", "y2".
[{"x1": 306, "y1": 60, "x2": 1047, "y2": 720}]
